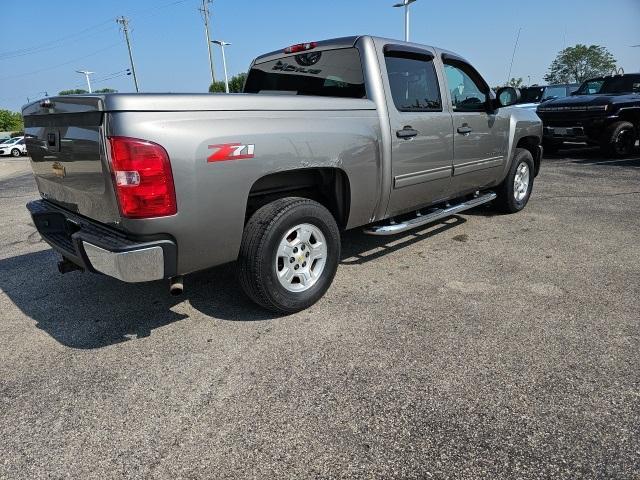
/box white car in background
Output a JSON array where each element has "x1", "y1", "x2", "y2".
[{"x1": 0, "y1": 136, "x2": 26, "y2": 157}]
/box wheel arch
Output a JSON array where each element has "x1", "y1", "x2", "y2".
[
  {"x1": 516, "y1": 135, "x2": 542, "y2": 176},
  {"x1": 616, "y1": 108, "x2": 640, "y2": 130},
  {"x1": 246, "y1": 167, "x2": 352, "y2": 229}
]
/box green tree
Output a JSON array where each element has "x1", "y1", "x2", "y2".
[
  {"x1": 544, "y1": 44, "x2": 616, "y2": 84},
  {"x1": 58, "y1": 89, "x2": 88, "y2": 95},
  {"x1": 209, "y1": 73, "x2": 248, "y2": 93},
  {"x1": 94, "y1": 88, "x2": 118, "y2": 93},
  {"x1": 508, "y1": 77, "x2": 524, "y2": 88},
  {"x1": 0, "y1": 109, "x2": 23, "y2": 131}
]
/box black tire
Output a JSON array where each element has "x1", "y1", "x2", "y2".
[
  {"x1": 11, "y1": 148, "x2": 20, "y2": 157},
  {"x1": 542, "y1": 140, "x2": 562, "y2": 155},
  {"x1": 493, "y1": 148, "x2": 535, "y2": 214},
  {"x1": 237, "y1": 197, "x2": 341, "y2": 314},
  {"x1": 600, "y1": 121, "x2": 636, "y2": 158}
]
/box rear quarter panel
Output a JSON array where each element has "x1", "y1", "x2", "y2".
[{"x1": 106, "y1": 110, "x2": 381, "y2": 274}]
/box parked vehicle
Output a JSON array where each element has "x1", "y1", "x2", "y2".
[
  {"x1": 515, "y1": 83, "x2": 579, "y2": 110},
  {"x1": 23, "y1": 36, "x2": 542, "y2": 313},
  {"x1": 537, "y1": 73, "x2": 640, "y2": 156},
  {"x1": 0, "y1": 136, "x2": 26, "y2": 157}
]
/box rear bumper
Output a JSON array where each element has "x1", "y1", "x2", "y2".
[{"x1": 27, "y1": 200, "x2": 177, "y2": 282}]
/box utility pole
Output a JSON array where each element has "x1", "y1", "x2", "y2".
[
  {"x1": 199, "y1": 0, "x2": 216, "y2": 85},
  {"x1": 116, "y1": 16, "x2": 140, "y2": 92},
  {"x1": 76, "y1": 70, "x2": 95, "y2": 93},
  {"x1": 392, "y1": 0, "x2": 417, "y2": 42}
]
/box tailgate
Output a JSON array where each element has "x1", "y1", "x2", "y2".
[{"x1": 23, "y1": 96, "x2": 120, "y2": 224}]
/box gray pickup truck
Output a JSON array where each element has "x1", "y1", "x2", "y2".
[{"x1": 23, "y1": 36, "x2": 542, "y2": 313}]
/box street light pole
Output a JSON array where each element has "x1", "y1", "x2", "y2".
[
  {"x1": 76, "y1": 70, "x2": 95, "y2": 93},
  {"x1": 212, "y1": 40, "x2": 231, "y2": 93},
  {"x1": 392, "y1": 0, "x2": 417, "y2": 42}
]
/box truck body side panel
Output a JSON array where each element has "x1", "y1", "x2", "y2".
[{"x1": 107, "y1": 110, "x2": 381, "y2": 274}]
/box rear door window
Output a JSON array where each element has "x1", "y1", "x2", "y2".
[
  {"x1": 384, "y1": 50, "x2": 442, "y2": 112},
  {"x1": 244, "y1": 48, "x2": 366, "y2": 98}
]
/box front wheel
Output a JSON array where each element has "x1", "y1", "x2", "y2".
[
  {"x1": 493, "y1": 148, "x2": 535, "y2": 214},
  {"x1": 11, "y1": 148, "x2": 21, "y2": 157},
  {"x1": 237, "y1": 197, "x2": 341, "y2": 314},
  {"x1": 600, "y1": 121, "x2": 637, "y2": 158}
]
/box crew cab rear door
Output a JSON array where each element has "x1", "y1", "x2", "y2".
[{"x1": 380, "y1": 44, "x2": 454, "y2": 216}]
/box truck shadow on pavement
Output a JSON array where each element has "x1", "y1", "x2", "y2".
[
  {"x1": 544, "y1": 145, "x2": 640, "y2": 168},
  {"x1": 0, "y1": 249, "x2": 274, "y2": 349},
  {"x1": 1, "y1": 216, "x2": 468, "y2": 349}
]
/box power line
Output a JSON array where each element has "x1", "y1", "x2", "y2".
[
  {"x1": 116, "y1": 16, "x2": 140, "y2": 92},
  {"x1": 0, "y1": 0, "x2": 188, "y2": 61},
  {"x1": 0, "y1": 43, "x2": 121, "y2": 82},
  {"x1": 0, "y1": 22, "x2": 116, "y2": 61}
]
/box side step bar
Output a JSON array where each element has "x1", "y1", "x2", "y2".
[{"x1": 364, "y1": 191, "x2": 497, "y2": 236}]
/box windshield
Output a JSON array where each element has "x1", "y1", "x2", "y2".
[
  {"x1": 244, "y1": 47, "x2": 366, "y2": 98},
  {"x1": 575, "y1": 79, "x2": 604, "y2": 95},
  {"x1": 576, "y1": 76, "x2": 640, "y2": 95},
  {"x1": 519, "y1": 87, "x2": 544, "y2": 103},
  {"x1": 541, "y1": 86, "x2": 568, "y2": 102}
]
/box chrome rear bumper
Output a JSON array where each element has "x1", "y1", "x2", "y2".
[
  {"x1": 27, "y1": 200, "x2": 177, "y2": 283},
  {"x1": 82, "y1": 242, "x2": 165, "y2": 282}
]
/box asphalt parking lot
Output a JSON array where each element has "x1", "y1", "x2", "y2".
[{"x1": 0, "y1": 149, "x2": 638, "y2": 479}]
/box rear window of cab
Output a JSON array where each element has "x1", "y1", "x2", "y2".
[{"x1": 244, "y1": 48, "x2": 366, "y2": 99}]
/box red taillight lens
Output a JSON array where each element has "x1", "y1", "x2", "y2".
[
  {"x1": 108, "y1": 136, "x2": 177, "y2": 219},
  {"x1": 283, "y1": 42, "x2": 318, "y2": 54}
]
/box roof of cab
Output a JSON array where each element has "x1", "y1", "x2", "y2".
[{"x1": 251, "y1": 35, "x2": 467, "y2": 65}]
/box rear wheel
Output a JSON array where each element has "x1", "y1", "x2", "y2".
[
  {"x1": 11, "y1": 148, "x2": 20, "y2": 157},
  {"x1": 493, "y1": 148, "x2": 534, "y2": 213},
  {"x1": 600, "y1": 121, "x2": 636, "y2": 158},
  {"x1": 237, "y1": 197, "x2": 341, "y2": 314}
]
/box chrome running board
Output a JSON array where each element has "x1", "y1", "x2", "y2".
[{"x1": 364, "y1": 192, "x2": 497, "y2": 236}]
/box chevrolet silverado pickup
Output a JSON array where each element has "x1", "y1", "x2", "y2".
[
  {"x1": 23, "y1": 36, "x2": 542, "y2": 313},
  {"x1": 537, "y1": 73, "x2": 640, "y2": 156}
]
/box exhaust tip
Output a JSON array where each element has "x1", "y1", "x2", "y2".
[{"x1": 169, "y1": 275, "x2": 184, "y2": 295}]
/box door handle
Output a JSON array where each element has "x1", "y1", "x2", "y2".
[
  {"x1": 457, "y1": 126, "x2": 473, "y2": 135},
  {"x1": 396, "y1": 126, "x2": 419, "y2": 139}
]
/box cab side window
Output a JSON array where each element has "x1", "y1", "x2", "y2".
[
  {"x1": 443, "y1": 61, "x2": 489, "y2": 112},
  {"x1": 384, "y1": 50, "x2": 442, "y2": 112}
]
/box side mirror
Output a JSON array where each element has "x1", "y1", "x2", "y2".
[{"x1": 496, "y1": 86, "x2": 521, "y2": 107}]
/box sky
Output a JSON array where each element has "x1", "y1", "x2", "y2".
[{"x1": 1, "y1": 0, "x2": 639, "y2": 112}]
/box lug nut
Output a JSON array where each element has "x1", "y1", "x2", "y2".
[
  {"x1": 302, "y1": 261, "x2": 307, "y2": 267},
  {"x1": 290, "y1": 257, "x2": 295, "y2": 263},
  {"x1": 301, "y1": 244, "x2": 305, "y2": 251},
  {"x1": 293, "y1": 247, "x2": 298, "y2": 253},
  {"x1": 294, "y1": 264, "x2": 299, "y2": 270},
  {"x1": 305, "y1": 252, "x2": 310, "y2": 257}
]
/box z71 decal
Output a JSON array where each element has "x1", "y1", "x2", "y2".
[{"x1": 207, "y1": 143, "x2": 255, "y2": 162}]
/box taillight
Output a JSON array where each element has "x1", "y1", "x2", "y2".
[
  {"x1": 107, "y1": 136, "x2": 177, "y2": 218},
  {"x1": 283, "y1": 42, "x2": 318, "y2": 54}
]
